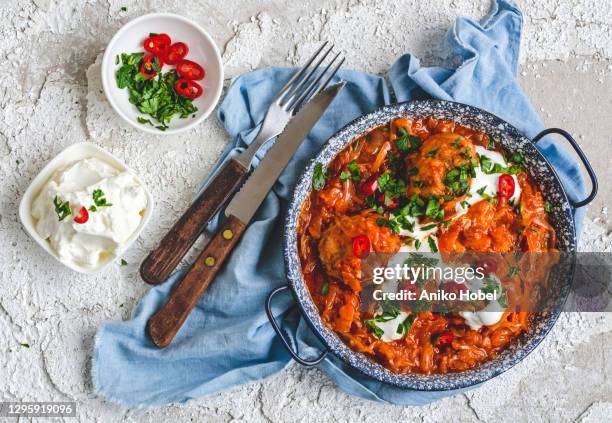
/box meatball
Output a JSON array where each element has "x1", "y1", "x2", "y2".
[
  {"x1": 318, "y1": 211, "x2": 402, "y2": 292},
  {"x1": 405, "y1": 133, "x2": 477, "y2": 198}
]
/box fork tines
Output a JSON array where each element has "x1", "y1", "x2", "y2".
[{"x1": 276, "y1": 42, "x2": 345, "y2": 114}]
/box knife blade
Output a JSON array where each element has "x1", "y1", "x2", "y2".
[
  {"x1": 225, "y1": 81, "x2": 346, "y2": 224},
  {"x1": 147, "y1": 81, "x2": 345, "y2": 348}
]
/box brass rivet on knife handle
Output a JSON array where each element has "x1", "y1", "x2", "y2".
[
  {"x1": 140, "y1": 159, "x2": 248, "y2": 285},
  {"x1": 147, "y1": 215, "x2": 247, "y2": 348}
]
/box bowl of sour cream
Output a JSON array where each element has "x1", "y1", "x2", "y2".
[{"x1": 19, "y1": 142, "x2": 154, "y2": 273}]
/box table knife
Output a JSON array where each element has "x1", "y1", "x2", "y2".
[{"x1": 147, "y1": 81, "x2": 345, "y2": 348}]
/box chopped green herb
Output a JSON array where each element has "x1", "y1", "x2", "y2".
[
  {"x1": 120, "y1": 259, "x2": 128, "y2": 266},
  {"x1": 444, "y1": 164, "x2": 475, "y2": 196},
  {"x1": 53, "y1": 196, "x2": 71, "y2": 221},
  {"x1": 476, "y1": 186, "x2": 498, "y2": 204},
  {"x1": 487, "y1": 139, "x2": 497, "y2": 149},
  {"x1": 510, "y1": 151, "x2": 525, "y2": 164},
  {"x1": 544, "y1": 201, "x2": 552, "y2": 213},
  {"x1": 115, "y1": 55, "x2": 119, "y2": 65},
  {"x1": 460, "y1": 200, "x2": 470, "y2": 209},
  {"x1": 414, "y1": 239, "x2": 422, "y2": 250},
  {"x1": 312, "y1": 162, "x2": 326, "y2": 190},
  {"x1": 88, "y1": 205, "x2": 97, "y2": 212},
  {"x1": 339, "y1": 171, "x2": 350, "y2": 181},
  {"x1": 425, "y1": 198, "x2": 444, "y2": 221},
  {"x1": 425, "y1": 149, "x2": 438, "y2": 158},
  {"x1": 365, "y1": 319, "x2": 384, "y2": 339},
  {"x1": 115, "y1": 52, "x2": 198, "y2": 130},
  {"x1": 92, "y1": 189, "x2": 112, "y2": 208},
  {"x1": 321, "y1": 282, "x2": 329, "y2": 295},
  {"x1": 427, "y1": 236, "x2": 438, "y2": 253},
  {"x1": 120, "y1": 6, "x2": 127, "y2": 11},
  {"x1": 406, "y1": 167, "x2": 419, "y2": 177},
  {"x1": 394, "y1": 128, "x2": 422, "y2": 153},
  {"x1": 397, "y1": 314, "x2": 416, "y2": 339},
  {"x1": 420, "y1": 223, "x2": 438, "y2": 231},
  {"x1": 507, "y1": 266, "x2": 520, "y2": 279},
  {"x1": 346, "y1": 160, "x2": 361, "y2": 182},
  {"x1": 19, "y1": 342, "x2": 30, "y2": 348},
  {"x1": 478, "y1": 153, "x2": 522, "y2": 175}
]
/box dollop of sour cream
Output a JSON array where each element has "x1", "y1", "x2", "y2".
[
  {"x1": 32, "y1": 158, "x2": 147, "y2": 269},
  {"x1": 455, "y1": 145, "x2": 521, "y2": 216}
]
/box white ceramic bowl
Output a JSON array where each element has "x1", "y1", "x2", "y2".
[
  {"x1": 19, "y1": 142, "x2": 154, "y2": 274},
  {"x1": 101, "y1": 13, "x2": 223, "y2": 135}
]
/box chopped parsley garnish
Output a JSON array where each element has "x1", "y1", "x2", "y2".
[
  {"x1": 478, "y1": 153, "x2": 522, "y2": 175},
  {"x1": 510, "y1": 151, "x2": 525, "y2": 164},
  {"x1": 425, "y1": 149, "x2": 438, "y2": 158},
  {"x1": 427, "y1": 236, "x2": 438, "y2": 253},
  {"x1": 53, "y1": 196, "x2": 71, "y2": 221},
  {"x1": 312, "y1": 162, "x2": 326, "y2": 190},
  {"x1": 115, "y1": 52, "x2": 197, "y2": 130},
  {"x1": 406, "y1": 167, "x2": 419, "y2": 177},
  {"x1": 342, "y1": 160, "x2": 361, "y2": 182},
  {"x1": 19, "y1": 342, "x2": 30, "y2": 348},
  {"x1": 420, "y1": 223, "x2": 438, "y2": 231},
  {"x1": 377, "y1": 172, "x2": 406, "y2": 203},
  {"x1": 507, "y1": 266, "x2": 520, "y2": 279},
  {"x1": 92, "y1": 189, "x2": 112, "y2": 208},
  {"x1": 425, "y1": 198, "x2": 444, "y2": 221},
  {"x1": 365, "y1": 319, "x2": 384, "y2": 339},
  {"x1": 394, "y1": 128, "x2": 422, "y2": 153},
  {"x1": 396, "y1": 314, "x2": 416, "y2": 339},
  {"x1": 321, "y1": 282, "x2": 329, "y2": 295},
  {"x1": 414, "y1": 239, "x2": 422, "y2": 250},
  {"x1": 476, "y1": 186, "x2": 498, "y2": 204},
  {"x1": 444, "y1": 164, "x2": 475, "y2": 196},
  {"x1": 544, "y1": 200, "x2": 552, "y2": 213},
  {"x1": 120, "y1": 259, "x2": 128, "y2": 266},
  {"x1": 487, "y1": 139, "x2": 497, "y2": 149},
  {"x1": 460, "y1": 200, "x2": 470, "y2": 209}
]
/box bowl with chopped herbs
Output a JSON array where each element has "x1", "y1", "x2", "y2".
[{"x1": 101, "y1": 13, "x2": 223, "y2": 135}]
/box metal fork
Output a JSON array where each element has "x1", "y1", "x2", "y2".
[
  {"x1": 233, "y1": 42, "x2": 344, "y2": 168},
  {"x1": 140, "y1": 43, "x2": 345, "y2": 285}
]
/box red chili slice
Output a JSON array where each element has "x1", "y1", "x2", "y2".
[
  {"x1": 352, "y1": 235, "x2": 371, "y2": 258},
  {"x1": 143, "y1": 33, "x2": 171, "y2": 55},
  {"x1": 73, "y1": 207, "x2": 89, "y2": 224},
  {"x1": 476, "y1": 258, "x2": 498, "y2": 276},
  {"x1": 140, "y1": 54, "x2": 164, "y2": 79},
  {"x1": 436, "y1": 331, "x2": 454, "y2": 347},
  {"x1": 174, "y1": 78, "x2": 203, "y2": 99},
  {"x1": 361, "y1": 175, "x2": 379, "y2": 196},
  {"x1": 176, "y1": 59, "x2": 205, "y2": 80},
  {"x1": 377, "y1": 192, "x2": 398, "y2": 209},
  {"x1": 497, "y1": 174, "x2": 515, "y2": 201},
  {"x1": 164, "y1": 42, "x2": 189, "y2": 64}
]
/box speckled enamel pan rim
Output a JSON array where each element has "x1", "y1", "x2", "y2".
[{"x1": 284, "y1": 99, "x2": 576, "y2": 391}]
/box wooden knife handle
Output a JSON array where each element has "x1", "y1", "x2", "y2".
[
  {"x1": 140, "y1": 159, "x2": 248, "y2": 285},
  {"x1": 147, "y1": 215, "x2": 246, "y2": 348}
]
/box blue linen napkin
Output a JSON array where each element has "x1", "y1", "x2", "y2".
[{"x1": 94, "y1": 0, "x2": 587, "y2": 407}]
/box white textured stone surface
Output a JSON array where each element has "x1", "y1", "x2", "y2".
[{"x1": 0, "y1": 1, "x2": 610, "y2": 421}]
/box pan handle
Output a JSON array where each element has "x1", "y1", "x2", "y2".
[
  {"x1": 533, "y1": 128, "x2": 598, "y2": 209},
  {"x1": 265, "y1": 285, "x2": 329, "y2": 366}
]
